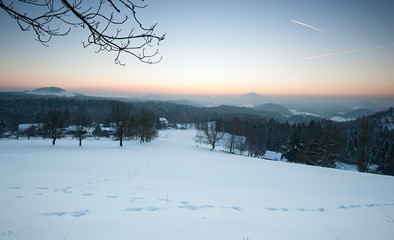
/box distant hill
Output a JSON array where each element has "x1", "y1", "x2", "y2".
[
  {"x1": 287, "y1": 114, "x2": 325, "y2": 125},
  {"x1": 254, "y1": 103, "x2": 293, "y2": 117},
  {"x1": 32, "y1": 87, "x2": 66, "y2": 93},
  {"x1": 133, "y1": 94, "x2": 169, "y2": 102},
  {"x1": 225, "y1": 92, "x2": 268, "y2": 107},
  {"x1": 27, "y1": 87, "x2": 83, "y2": 97},
  {"x1": 362, "y1": 107, "x2": 394, "y2": 131},
  {"x1": 343, "y1": 108, "x2": 375, "y2": 119},
  {"x1": 208, "y1": 105, "x2": 286, "y2": 122}
]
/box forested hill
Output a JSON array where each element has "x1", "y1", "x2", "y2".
[
  {"x1": 0, "y1": 94, "x2": 393, "y2": 176},
  {"x1": 0, "y1": 94, "x2": 303, "y2": 130},
  {"x1": 0, "y1": 92, "x2": 392, "y2": 132}
]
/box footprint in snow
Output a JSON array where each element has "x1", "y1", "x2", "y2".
[
  {"x1": 264, "y1": 207, "x2": 288, "y2": 212},
  {"x1": 52, "y1": 188, "x2": 72, "y2": 194},
  {"x1": 366, "y1": 203, "x2": 382, "y2": 208},
  {"x1": 158, "y1": 198, "x2": 172, "y2": 203},
  {"x1": 125, "y1": 207, "x2": 160, "y2": 212},
  {"x1": 296, "y1": 208, "x2": 326, "y2": 212},
  {"x1": 44, "y1": 209, "x2": 89, "y2": 217},
  {"x1": 338, "y1": 205, "x2": 362, "y2": 209},
  {"x1": 2, "y1": 230, "x2": 15, "y2": 237},
  {"x1": 178, "y1": 201, "x2": 213, "y2": 211},
  {"x1": 106, "y1": 195, "x2": 119, "y2": 199},
  {"x1": 223, "y1": 206, "x2": 243, "y2": 211},
  {"x1": 130, "y1": 197, "x2": 144, "y2": 201}
]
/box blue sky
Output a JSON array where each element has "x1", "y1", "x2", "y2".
[{"x1": 0, "y1": 0, "x2": 393, "y2": 97}]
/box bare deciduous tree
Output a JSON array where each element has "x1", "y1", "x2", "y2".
[
  {"x1": 72, "y1": 110, "x2": 91, "y2": 146},
  {"x1": 195, "y1": 121, "x2": 225, "y2": 150},
  {"x1": 135, "y1": 108, "x2": 157, "y2": 143},
  {"x1": 38, "y1": 109, "x2": 68, "y2": 145},
  {"x1": 111, "y1": 101, "x2": 132, "y2": 147},
  {"x1": 0, "y1": 0, "x2": 165, "y2": 65}
]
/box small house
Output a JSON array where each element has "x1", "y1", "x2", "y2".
[
  {"x1": 18, "y1": 123, "x2": 43, "y2": 131},
  {"x1": 263, "y1": 150, "x2": 283, "y2": 161},
  {"x1": 158, "y1": 117, "x2": 169, "y2": 129}
]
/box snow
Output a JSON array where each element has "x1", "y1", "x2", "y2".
[
  {"x1": 290, "y1": 109, "x2": 322, "y2": 117},
  {"x1": 1, "y1": 130, "x2": 394, "y2": 240},
  {"x1": 330, "y1": 116, "x2": 356, "y2": 122}
]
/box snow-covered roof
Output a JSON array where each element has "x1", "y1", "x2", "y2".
[
  {"x1": 159, "y1": 117, "x2": 168, "y2": 122},
  {"x1": 18, "y1": 123, "x2": 43, "y2": 131},
  {"x1": 263, "y1": 150, "x2": 282, "y2": 161},
  {"x1": 368, "y1": 164, "x2": 380, "y2": 172}
]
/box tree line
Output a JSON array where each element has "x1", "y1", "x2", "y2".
[
  {"x1": 195, "y1": 108, "x2": 394, "y2": 176},
  {"x1": 1, "y1": 101, "x2": 158, "y2": 147}
]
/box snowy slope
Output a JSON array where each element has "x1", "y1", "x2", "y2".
[{"x1": 1, "y1": 130, "x2": 394, "y2": 240}]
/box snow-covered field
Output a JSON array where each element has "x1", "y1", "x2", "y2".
[{"x1": 1, "y1": 130, "x2": 394, "y2": 240}]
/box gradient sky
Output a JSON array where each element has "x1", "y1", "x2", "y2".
[{"x1": 0, "y1": 0, "x2": 393, "y2": 97}]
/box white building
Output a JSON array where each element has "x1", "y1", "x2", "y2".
[
  {"x1": 18, "y1": 123, "x2": 43, "y2": 131},
  {"x1": 263, "y1": 150, "x2": 283, "y2": 161}
]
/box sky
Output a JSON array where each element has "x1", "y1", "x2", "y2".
[{"x1": 0, "y1": 0, "x2": 394, "y2": 98}]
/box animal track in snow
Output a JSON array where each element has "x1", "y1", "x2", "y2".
[
  {"x1": 265, "y1": 207, "x2": 289, "y2": 212},
  {"x1": 2, "y1": 230, "x2": 15, "y2": 237},
  {"x1": 297, "y1": 208, "x2": 327, "y2": 212},
  {"x1": 177, "y1": 201, "x2": 214, "y2": 211},
  {"x1": 106, "y1": 195, "x2": 119, "y2": 199},
  {"x1": 338, "y1": 204, "x2": 362, "y2": 209},
  {"x1": 43, "y1": 209, "x2": 89, "y2": 217},
  {"x1": 125, "y1": 206, "x2": 160, "y2": 212},
  {"x1": 337, "y1": 203, "x2": 394, "y2": 210},
  {"x1": 222, "y1": 206, "x2": 243, "y2": 211},
  {"x1": 177, "y1": 201, "x2": 242, "y2": 211},
  {"x1": 263, "y1": 207, "x2": 326, "y2": 212}
]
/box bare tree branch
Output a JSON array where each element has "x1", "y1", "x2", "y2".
[{"x1": 0, "y1": 0, "x2": 165, "y2": 65}]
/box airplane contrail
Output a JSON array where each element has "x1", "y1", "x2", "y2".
[
  {"x1": 290, "y1": 19, "x2": 327, "y2": 34},
  {"x1": 307, "y1": 44, "x2": 394, "y2": 60}
]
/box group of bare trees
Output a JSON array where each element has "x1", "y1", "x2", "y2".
[
  {"x1": 20, "y1": 101, "x2": 157, "y2": 146},
  {"x1": 111, "y1": 102, "x2": 157, "y2": 146},
  {"x1": 1, "y1": 0, "x2": 165, "y2": 65}
]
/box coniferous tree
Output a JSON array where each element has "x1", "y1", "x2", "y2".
[
  {"x1": 357, "y1": 118, "x2": 373, "y2": 172},
  {"x1": 284, "y1": 126, "x2": 303, "y2": 163},
  {"x1": 385, "y1": 143, "x2": 394, "y2": 176},
  {"x1": 319, "y1": 132, "x2": 337, "y2": 168},
  {"x1": 345, "y1": 130, "x2": 358, "y2": 164},
  {"x1": 0, "y1": 118, "x2": 7, "y2": 138},
  {"x1": 304, "y1": 121, "x2": 322, "y2": 165},
  {"x1": 305, "y1": 134, "x2": 321, "y2": 165}
]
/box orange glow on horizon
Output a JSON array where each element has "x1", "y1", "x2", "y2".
[{"x1": 2, "y1": 73, "x2": 393, "y2": 98}]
